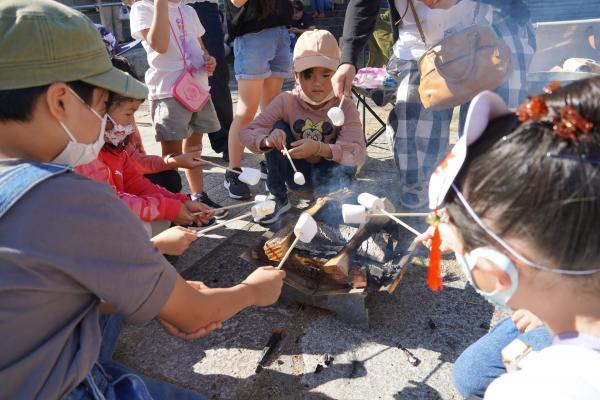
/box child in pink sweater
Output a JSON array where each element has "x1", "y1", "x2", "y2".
[{"x1": 239, "y1": 30, "x2": 365, "y2": 223}]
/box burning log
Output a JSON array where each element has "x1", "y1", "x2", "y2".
[{"x1": 263, "y1": 188, "x2": 352, "y2": 261}]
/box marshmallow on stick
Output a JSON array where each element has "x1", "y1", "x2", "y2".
[
  {"x1": 195, "y1": 158, "x2": 261, "y2": 186},
  {"x1": 356, "y1": 192, "x2": 421, "y2": 236},
  {"x1": 327, "y1": 95, "x2": 345, "y2": 126},
  {"x1": 276, "y1": 213, "x2": 318, "y2": 269},
  {"x1": 282, "y1": 146, "x2": 306, "y2": 186}
]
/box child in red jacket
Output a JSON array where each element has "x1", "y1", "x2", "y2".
[{"x1": 76, "y1": 57, "x2": 219, "y2": 227}]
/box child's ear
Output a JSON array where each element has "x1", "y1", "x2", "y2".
[{"x1": 472, "y1": 260, "x2": 513, "y2": 293}]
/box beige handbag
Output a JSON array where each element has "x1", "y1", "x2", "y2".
[{"x1": 408, "y1": 0, "x2": 513, "y2": 110}]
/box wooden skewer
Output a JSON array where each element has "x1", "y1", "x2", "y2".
[
  {"x1": 276, "y1": 236, "x2": 300, "y2": 269},
  {"x1": 371, "y1": 212, "x2": 429, "y2": 217},
  {"x1": 282, "y1": 146, "x2": 298, "y2": 173},
  {"x1": 194, "y1": 158, "x2": 241, "y2": 175},
  {"x1": 338, "y1": 94, "x2": 344, "y2": 108},
  {"x1": 194, "y1": 212, "x2": 252, "y2": 237},
  {"x1": 378, "y1": 209, "x2": 421, "y2": 236},
  {"x1": 192, "y1": 199, "x2": 257, "y2": 215}
]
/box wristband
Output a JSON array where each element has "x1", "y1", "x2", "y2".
[
  {"x1": 164, "y1": 153, "x2": 176, "y2": 166},
  {"x1": 313, "y1": 141, "x2": 323, "y2": 157}
]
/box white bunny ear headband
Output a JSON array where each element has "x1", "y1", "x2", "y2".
[{"x1": 427, "y1": 91, "x2": 600, "y2": 276}]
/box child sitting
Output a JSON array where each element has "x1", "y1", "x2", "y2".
[
  {"x1": 419, "y1": 79, "x2": 600, "y2": 398},
  {"x1": 76, "y1": 57, "x2": 216, "y2": 228},
  {"x1": 239, "y1": 29, "x2": 365, "y2": 224},
  {"x1": 289, "y1": 1, "x2": 316, "y2": 49}
]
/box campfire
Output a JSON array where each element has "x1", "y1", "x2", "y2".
[{"x1": 243, "y1": 189, "x2": 417, "y2": 327}]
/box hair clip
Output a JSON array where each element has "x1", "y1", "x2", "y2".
[
  {"x1": 543, "y1": 81, "x2": 561, "y2": 94},
  {"x1": 553, "y1": 106, "x2": 594, "y2": 143},
  {"x1": 516, "y1": 95, "x2": 548, "y2": 122}
]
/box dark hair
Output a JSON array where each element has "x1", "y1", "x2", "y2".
[
  {"x1": 0, "y1": 81, "x2": 95, "y2": 123},
  {"x1": 292, "y1": 1, "x2": 304, "y2": 11},
  {"x1": 445, "y1": 77, "x2": 600, "y2": 276},
  {"x1": 109, "y1": 56, "x2": 142, "y2": 107},
  {"x1": 299, "y1": 68, "x2": 314, "y2": 80}
]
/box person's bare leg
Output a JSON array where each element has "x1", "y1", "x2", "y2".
[
  {"x1": 183, "y1": 133, "x2": 204, "y2": 195},
  {"x1": 260, "y1": 76, "x2": 284, "y2": 111},
  {"x1": 228, "y1": 79, "x2": 264, "y2": 170}
]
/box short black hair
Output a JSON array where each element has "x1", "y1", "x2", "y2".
[
  {"x1": 446, "y1": 76, "x2": 600, "y2": 277},
  {"x1": 0, "y1": 81, "x2": 96, "y2": 123},
  {"x1": 299, "y1": 68, "x2": 314, "y2": 80},
  {"x1": 293, "y1": 1, "x2": 304, "y2": 11}
]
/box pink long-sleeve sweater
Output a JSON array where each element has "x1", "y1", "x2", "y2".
[{"x1": 239, "y1": 89, "x2": 366, "y2": 166}]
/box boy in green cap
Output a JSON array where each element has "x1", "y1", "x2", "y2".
[{"x1": 0, "y1": 1, "x2": 285, "y2": 399}]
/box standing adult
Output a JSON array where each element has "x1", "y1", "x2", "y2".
[
  {"x1": 187, "y1": 0, "x2": 234, "y2": 160},
  {"x1": 333, "y1": 0, "x2": 535, "y2": 210},
  {"x1": 224, "y1": 0, "x2": 293, "y2": 199}
]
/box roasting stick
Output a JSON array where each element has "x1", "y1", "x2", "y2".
[
  {"x1": 194, "y1": 212, "x2": 252, "y2": 237},
  {"x1": 194, "y1": 157, "x2": 239, "y2": 174},
  {"x1": 282, "y1": 146, "x2": 298, "y2": 172},
  {"x1": 371, "y1": 212, "x2": 429, "y2": 218},
  {"x1": 276, "y1": 236, "x2": 300, "y2": 270},
  {"x1": 192, "y1": 199, "x2": 255, "y2": 215},
  {"x1": 378, "y1": 209, "x2": 421, "y2": 236}
]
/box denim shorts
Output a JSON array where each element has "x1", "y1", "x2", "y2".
[
  {"x1": 150, "y1": 97, "x2": 221, "y2": 142},
  {"x1": 233, "y1": 26, "x2": 292, "y2": 80}
]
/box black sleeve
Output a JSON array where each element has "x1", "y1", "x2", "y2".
[{"x1": 339, "y1": 0, "x2": 382, "y2": 66}]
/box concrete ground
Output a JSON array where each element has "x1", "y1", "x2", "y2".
[{"x1": 114, "y1": 82, "x2": 508, "y2": 400}]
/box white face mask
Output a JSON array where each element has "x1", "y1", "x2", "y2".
[
  {"x1": 455, "y1": 247, "x2": 519, "y2": 310},
  {"x1": 52, "y1": 88, "x2": 107, "y2": 167},
  {"x1": 105, "y1": 115, "x2": 135, "y2": 146},
  {"x1": 297, "y1": 86, "x2": 336, "y2": 106}
]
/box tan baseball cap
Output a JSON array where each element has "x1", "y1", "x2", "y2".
[
  {"x1": 293, "y1": 29, "x2": 340, "y2": 72},
  {"x1": 0, "y1": 0, "x2": 147, "y2": 99}
]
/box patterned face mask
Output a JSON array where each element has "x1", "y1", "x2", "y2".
[{"x1": 105, "y1": 115, "x2": 135, "y2": 146}]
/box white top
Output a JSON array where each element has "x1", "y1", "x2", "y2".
[
  {"x1": 130, "y1": 0, "x2": 209, "y2": 100},
  {"x1": 485, "y1": 344, "x2": 600, "y2": 400},
  {"x1": 392, "y1": 0, "x2": 492, "y2": 60}
]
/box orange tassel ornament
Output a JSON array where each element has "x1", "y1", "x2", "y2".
[{"x1": 426, "y1": 211, "x2": 443, "y2": 291}]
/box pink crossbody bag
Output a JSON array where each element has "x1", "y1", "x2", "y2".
[{"x1": 169, "y1": 7, "x2": 210, "y2": 112}]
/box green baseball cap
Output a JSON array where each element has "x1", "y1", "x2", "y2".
[{"x1": 0, "y1": 0, "x2": 147, "y2": 99}]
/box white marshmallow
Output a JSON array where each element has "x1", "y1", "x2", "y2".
[
  {"x1": 238, "y1": 167, "x2": 261, "y2": 186},
  {"x1": 327, "y1": 107, "x2": 345, "y2": 126},
  {"x1": 254, "y1": 194, "x2": 268, "y2": 202},
  {"x1": 293, "y1": 212, "x2": 318, "y2": 243},
  {"x1": 293, "y1": 171, "x2": 306, "y2": 186},
  {"x1": 251, "y1": 200, "x2": 276, "y2": 218},
  {"x1": 357, "y1": 192, "x2": 384, "y2": 210},
  {"x1": 342, "y1": 204, "x2": 367, "y2": 224}
]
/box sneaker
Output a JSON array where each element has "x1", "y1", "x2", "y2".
[
  {"x1": 255, "y1": 194, "x2": 291, "y2": 224},
  {"x1": 398, "y1": 184, "x2": 429, "y2": 211},
  {"x1": 224, "y1": 168, "x2": 251, "y2": 200},
  {"x1": 197, "y1": 192, "x2": 229, "y2": 219},
  {"x1": 259, "y1": 160, "x2": 268, "y2": 180}
]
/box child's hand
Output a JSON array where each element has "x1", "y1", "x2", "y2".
[
  {"x1": 151, "y1": 226, "x2": 197, "y2": 255},
  {"x1": 185, "y1": 200, "x2": 214, "y2": 225},
  {"x1": 174, "y1": 204, "x2": 195, "y2": 226},
  {"x1": 170, "y1": 152, "x2": 205, "y2": 169},
  {"x1": 289, "y1": 139, "x2": 319, "y2": 158},
  {"x1": 413, "y1": 219, "x2": 458, "y2": 254},
  {"x1": 512, "y1": 309, "x2": 544, "y2": 333},
  {"x1": 265, "y1": 129, "x2": 287, "y2": 150},
  {"x1": 241, "y1": 266, "x2": 286, "y2": 307},
  {"x1": 204, "y1": 55, "x2": 216, "y2": 75}
]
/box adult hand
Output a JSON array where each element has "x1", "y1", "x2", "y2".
[
  {"x1": 288, "y1": 27, "x2": 301, "y2": 35},
  {"x1": 185, "y1": 200, "x2": 213, "y2": 225},
  {"x1": 151, "y1": 226, "x2": 197, "y2": 255},
  {"x1": 332, "y1": 63, "x2": 356, "y2": 97},
  {"x1": 289, "y1": 139, "x2": 319, "y2": 159},
  {"x1": 241, "y1": 266, "x2": 286, "y2": 307},
  {"x1": 512, "y1": 309, "x2": 544, "y2": 333},
  {"x1": 204, "y1": 55, "x2": 216, "y2": 75},
  {"x1": 265, "y1": 128, "x2": 287, "y2": 150}
]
